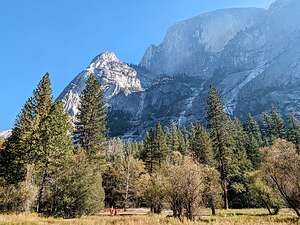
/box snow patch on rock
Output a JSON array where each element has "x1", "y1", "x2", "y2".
[
  {"x1": 58, "y1": 51, "x2": 143, "y2": 117},
  {"x1": 0, "y1": 130, "x2": 12, "y2": 139}
]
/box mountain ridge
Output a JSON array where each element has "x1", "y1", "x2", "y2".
[{"x1": 57, "y1": 0, "x2": 300, "y2": 139}]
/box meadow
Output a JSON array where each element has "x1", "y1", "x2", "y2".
[{"x1": 0, "y1": 209, "x2": 298, "y2": 225}]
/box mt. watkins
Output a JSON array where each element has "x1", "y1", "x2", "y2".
[{"x1": 58, "y1": 0, "x2": 300, "y2": 139}]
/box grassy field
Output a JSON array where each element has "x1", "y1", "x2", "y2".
[{"x1": 0, "y1": 209, "x2": 298, "y2": 225}]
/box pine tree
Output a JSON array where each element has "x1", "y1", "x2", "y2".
[
  {"x1": 33, "y1": 73, "x2": 53, "y2": 125},
  {"x1": 228, "y1": 119, "x2": 253, "y2": 208},
  {"x1": 177, "y1": 129, "x2": 187, "y2": 156},
  {"x1": 287, "y1": 114, "x2": 300, "y2": 153},
  {"x1": 168, "y1": 122, "x2": 179, "y2": 153},
  {"x1": 262, "y1": 106, "x2": 286, "y2": 144},
  {"x1": 230, "y1": 119, "x2": 250, "y2": 165},
  {"x1": 244, "y1": 113, "x2": 263, "y2": 168},
  {"x1": 141, "y1": 129, "x2": 157, "y2": 174},
  {"x1": 0, "y1": 98, "x2": 35, "y2": 184},
  {"x1": 206, "y1": 86, "x2": 233, "y2": 209},
  {"x1": 31, "y1": 73, "x2": 54, "y2": 164},
  {"x1": 74, "y1": 74, "x2": 107, "y2": 157},
  {"x1": 189, "y1": 124, "x2": 214, "y2": 165},
  {"x1": 35, "y1": 102, "x2": 74, "y2": 213},
  {"x1": 155, "y1": 122, "x2": 168, "y2": 164}
]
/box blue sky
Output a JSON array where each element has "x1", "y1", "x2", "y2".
[{"x1": 0, "y1": 0, "x2": 274, "y2": 130}]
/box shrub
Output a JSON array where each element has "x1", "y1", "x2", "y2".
[{"x1": 40, "y1": 152, "x2": 105, "y2": 218}]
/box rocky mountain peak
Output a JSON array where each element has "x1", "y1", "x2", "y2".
[
  {"x1": 58, "y1": 1, "x2": 300, "y2": 140},
  {"x1": 58, "y1": 52, "x2": 143, "y2": 117},
  {"x1": 88, "y1": 51, "x2": 121, "y2": 71}
]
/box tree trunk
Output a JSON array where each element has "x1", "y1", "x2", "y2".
[
  {"x1": 271, "y1": 176, "x2": 300, "y2": 217},
  {"x1": 124, "y1": 160, "x2": 130, "y2": 212},
  {"x1": 261, "y1": 198, "x2": 272, "y2": 215},
  {"x1": 209, "y1": 195, "x2": 216, "y2": 215},
  {"x1": 36, "y1": 169, "x2": 47, "y2": 213},
  {"x1": 222, "y1": 181, "x2": 229, "y2": 210},
  {"x1": 211, "y1": 203, "x2": 216, "y2": 216}
]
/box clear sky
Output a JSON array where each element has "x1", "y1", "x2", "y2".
[{"x1": 0, "y1": 0, "x2": 274, "y2": 130}]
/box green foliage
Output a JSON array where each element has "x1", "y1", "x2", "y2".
[
  {"x1": 155, "y1": 122, "x2": 168, "y2": 162},
  {"x1": 33, "y1": 73, "x2": 53, "y2": 123},
  {"x1": 140, "y1": 123, "x2": 168, "y2": 174},
  {"x1": 286, "y1": 114, "x2": 300, "y2": 153},
  {"x1": 141, "y1": 130, "x2": 159, "y2": 174},
  {"x1": 44, "y1": 152, "x2": 105, "y2": 218},
  {"x1": 227, "y1": 119, "x2": 253, "y2": 208},
  {"x1": 0, "y1": 98, "x2": 35, "y2": 184},
  {"x1": 262, "y1": 106, "x2": 286, "y2": 145},
  {"x1": 168, "y1": 122, "x2": 180, "y2": 153},
  {"x1": 206, "y1": 86, "x2": 234, "y2": 209},
  {"x1": 33, "y1": 102, "x2": 74, "y2": 213},
  {"x1": 136, "y1": 173, "x2": 165, "y2": 214},
  {"x1": 74, "y1": 74, "x2": 107, "y2": 157},
  {"x1": 103, "y1": 165, "x2": 123, "y2": 208},
  {"x1": 248, "y1": 171, "x2": 283, "y2": 215},
  {"x1": 244, "y1": 113, "x2": 263, "y2": 168},
  {"x1": 0, "y1": 74, "x2": 52, "y2": 184},
  {"x1": 177, "y1": 128, "x2": 188, "y2": 156},
  {"x1": 0, "y1": 73, "x2": 106, "y2": 218},
  {"x1": 189, "y1": 124, "x2": 214, "y2": 165},
  {"x1": 0, "y1": 166, "x2": 37, "y2": 213},
  {"x1": 103, "y1": 141, "x2": 145, "y2": 209}
]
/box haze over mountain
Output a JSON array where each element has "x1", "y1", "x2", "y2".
[{"x1": 55, "y1": 0, "x2": 300, "y2": 139}]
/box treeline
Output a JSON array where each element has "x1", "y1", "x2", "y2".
[
  {"x1": 0, "y1": 74, "x2": 106, "y2": 218},
  {"x1": 0, "y1": 74, "x2": 299, "y2": 220}
]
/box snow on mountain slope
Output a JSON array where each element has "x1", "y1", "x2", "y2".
[
  {"x1": 0, "y1": 130, "x2": 12, "y2": 139},
  {"x1": 58, "y1": 52, "x2": 143, "y2": 116}
]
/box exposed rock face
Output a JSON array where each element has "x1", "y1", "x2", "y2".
[
  {"x1": 58, "y1": 0, "x2": 300, "y2": 139},
  {"x1": 57, "y1": 52, "x2": 143, "y2": 117},
  {"x1": 215, "y1": 0, "x2": 300, "y2": 119},
  {"x1": 140, "y1": 0, "x2": 300, "y2": 121},
  {"x1": 140, "y1": 8, "x2": 266, "y2": 79}
]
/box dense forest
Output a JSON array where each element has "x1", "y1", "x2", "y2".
[{"x1": 0, "y1": 73, "x2": 299, "y2": 220}]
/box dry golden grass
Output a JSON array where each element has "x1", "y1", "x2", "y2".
[{"x1": 0, "y1": 209, "x2": 298, "y2": 225}]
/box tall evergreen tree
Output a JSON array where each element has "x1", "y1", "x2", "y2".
[
  {"x1": 31, "y1": 73, "x2": 54, "y2": 165},
  {"x1": 206, "y1": 86, "x2": 233, "y2": 209},
  {"x1": 141, "y1": 129, "x2": 158, "y2": 174},
  {"x1": 189, "y1": 124, "x2": 214, "y2": 165},
  {"x1": 287, "y1": 114, "x2": 300, "y2": 153},
  {"x1": 177, "y1": 128, "x2": 187, "y2": 156},
  {"x1": 74, "y1": 74, "x2": 107, "y2": 157},
  {"x1": 168, "y1": 122, "x2": 180, "y2": 153},
  {"x1": 229, "y1": 119, "x2": 253, "y2": 208},
  {"x1": 0, "y1": 98, "x2": 35, "y2": 184},
  {"x1": 33, "y1": 73, "x2": 53, "y2": 125},
  {"x1": 155, "y1": 122, "x2": 168, "y2": 164},
  {"x1": 244, "y1": 113, "x2": 263, "y2": 168},
  {"x1": 35, "y1": 102, "x2": 74, "y2": 213},
  {"x1": 262, "y1": 106, "x2": 286, "y2": 144},
  {"x1": 140, "y1": 123, "x2": 168, "y2": 174}
]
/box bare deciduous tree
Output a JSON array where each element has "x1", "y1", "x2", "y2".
[{"x1": 260, "y1": 139, "x2": 300, "y2": 217}]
